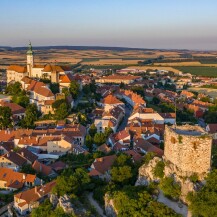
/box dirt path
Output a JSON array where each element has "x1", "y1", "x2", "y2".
[{"x1": 87, "y1": 192, "x2": 106, "y2": 217}]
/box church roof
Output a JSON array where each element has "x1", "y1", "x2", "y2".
[
  {"x1": 7, "y1": 65, "x2": 27, "y2": 73},
  {"x1": 42, "y1": 64, "x2": 64, "y2": 73}
]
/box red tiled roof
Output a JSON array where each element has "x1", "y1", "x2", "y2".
[
  {"x1": 32, "y1": 160, "x2": 53, "y2": 176},
  {"x1": 0, "y1": 101, "x2": 25, "y2": 115},
  {"x1": 102, "y1": 94, "x2": 123, "y2": 105},
  {"x1": 92, "y1": 155, "x2": 117, "y2": 174},
  {"x1": 7, "y1": 65, "x2": 27, "y2": 73}
]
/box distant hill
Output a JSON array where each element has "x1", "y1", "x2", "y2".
[{"x1": 0, "y1": 45, "x2": 190, "y2": 52}]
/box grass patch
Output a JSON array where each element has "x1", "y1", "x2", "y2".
[{"x1": 174, "y1": 66, "x2": 217, "y2": 77}]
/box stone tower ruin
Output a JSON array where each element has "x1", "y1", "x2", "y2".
[{"x1": 164, "y1": 125, "x2": 212, "y2": 179}]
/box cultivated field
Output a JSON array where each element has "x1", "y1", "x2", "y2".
[
  {"x1": 174, "y1": 66, "x2": 217, "y2": 77},
  {"x1": 188, "y1": 87, "x2": 217, "y2": 98}
]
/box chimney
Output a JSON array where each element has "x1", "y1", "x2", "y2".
[
  {"x1": 7, "y1": 153, "x2": 10, "y2": 158},
  {"x1": 23, "y1": 174, "x2": 26, "y2": 180},
  {"x1": 35, "y1": 186, "x2": 37, "y2": 193},
  {"x1": 21, "y1": 152, "x2": 24, "y2": 157}
]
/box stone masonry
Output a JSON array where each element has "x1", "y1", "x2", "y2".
[{"x1": 164, "y1": 125, "x2": 212, "y2": 179}]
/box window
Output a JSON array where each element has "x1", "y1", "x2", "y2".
[{"x1": 171, "y1": 137, "x2": 176, "y2": 144}]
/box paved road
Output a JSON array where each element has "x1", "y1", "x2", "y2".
[
  {"x1": 117, "y1": 105, "x2": 132, "y2": 132},
  {"x1": 158, "y1": 191, "x2": 188, "y2": 217},
  {"x1": 87, "y1": 193, "x2": 106, "y2": 217}
]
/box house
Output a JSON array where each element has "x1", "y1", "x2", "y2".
[
  {"x1": 50, "y1": 161, "x2": 67, "y2": 172},
  {"x1": 32, "y1": 160, "x2": 56, "y2": 177},
  {"x1": 108, "y1": 129, "x2": 131, "y2": 148},
  {"x1": 0, "y1": 142, "x2": 14, "y2": 155},
  {"x1": 180, "y1": 90, "x2": 194, "y2": 98},
  {"x1": 97, "y1": 144, "x2": 111, "y2": 154},
  {"x1": 133, "y1": 137, "x2": 163, "y2": 157},
  {"x1": 89, "y1": 155, "x2": 117, "y2": 181},
  {"x1": 94, "y1": 105, "x2": 125, "y2": 133},
  {"x1": 0, "y1": 101, "x2": 25, "y2": 122},
  {"x1": 0, "y1": 151, "x2": 27, "y2": 171},
  {"x1": 27, "y1": 79, "x2": 55, "y2": 113},
  {"x1": 99, "y1": 94, "x2": 124, "y2": 111},
  {"x1": 17, "y1": 148, "x2": 38, "y2": 164},
  {"x1": 7, "y1": 65, "x2": 28, "y2": 84},
  {"x1": 123, "y1": 150, "x2": 143, "y2": 163},
  {"x1": 159, "y1": 113, "x2": 176, "y2": 125},
  {"x1": 96, "y1": 75, "x2": 142, "y2": 84},
  {"x1": 0, "y1": 168, "x2": 40, "y2": 191},
  {"x1": 206, "y1": 124, "x2": 217, "y2": 140},
  {"x1": 14, "y1": 180, "x2": 56, "y2": 215}
]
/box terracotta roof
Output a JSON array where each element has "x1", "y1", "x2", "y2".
[
  {"x1": 160, "y1": 113, "x2": 176, "y2": 119},
  {"x1": 91, "y1": 155, "x2": 117, "y2": 175},
  {"x1": 50, "y1": 161, "x2": 66, "y2": 171},
  {"x1": 101, "y1": 75, "x2": 141, "y2": 81},
  {"x1": 0, "y1": 168, "x2": 36, "y2": 189},
  {"x1": 134, "y1": 138, "x2": 163, "y2": 157},
  {"x1": 15, "y1": 180, "x2": 56, "y2": 204},
  {"x1": 32, "y1": 160, "x2": 53, "y2": 176},
  {"x1": 124, "y1": 150, "x2": 143, "y2": 162},
  {"x1": 44, "y1": 100, "x2": 55, "y2": 105},
  {"x1": 2, "y1": 151, "x2": 27, "y2": 167},
  {"x1": 7, "y1": 65, "x2": 27, "y2": 73},
  {"x1": 27, "y1": 80, "x2": 54, "y2": 97},
  {"x1": 59, "y1": 73, "x2": 74, "y2": 83},
  {"x1": 42, "y1": 64, "x2": 64, "y2": 73},
  {"x1": 102, "y1": 94, "x2": 123, "y2": 105},
  {"x1": 97, "y1": 144, "x2": 111, "y2": 154},
  {"x1": 0, "y1": 101, "x2": 25, "y2": 115}
]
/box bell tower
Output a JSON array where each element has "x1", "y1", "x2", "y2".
[{"x1": 27, "y1": 42, "x2": 34, "y2": 77}]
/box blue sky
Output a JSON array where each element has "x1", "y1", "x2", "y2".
[{"x1": 1, "y1": 0, "x2": 217, "y2": 49}]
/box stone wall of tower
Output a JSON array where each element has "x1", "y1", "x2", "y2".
[{"x1": 164, "y1": 125, "x2": 212, "y2": 178}]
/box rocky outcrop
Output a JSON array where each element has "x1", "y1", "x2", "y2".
[
  {"x1": 136, "y1": 157, "x2": 161, "y2": 186},
  {"x1": 59, "y1": 195, "x2": 74, "y2": 214},
  {"x1": 50, "y1": 194, "x2": 59, "y2": 207},
  {"x1": 104, "y1": 193, "x2": 118, "y2": 217}
]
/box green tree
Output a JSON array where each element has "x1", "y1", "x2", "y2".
[
  {"x1": 85, "y1": 134, "x2": 93, "y2": 152},
  {"x1": 160, "y1": 177, "x2": 181, "y2": 199},
  {"x1": 153, "y1": 161, "x2": 165, "y2": 178},
  {"x1": 0, "y1": 106, "x2": 12, "y2": 129},
  {"x1": 111, "y1": 165, "x2": 133, "y2": 184},
  {"x1": 187, "y1": 170, "x2": 217, "y2": 217},
  {"x1": 93, "y1": 132, "x2": 106, "y2": 146},
  {"x1": 12, "y1": 94, "x2": 29, "y2": 108},
  {"x1": 104, "y1": 126, "x2": 113, "y2": 138},
  {"x1": 69, "y1": 80, "x2": 80, "y2": 99},
  {"x1": 50, "y1": 83, "x2": 60, "y2": 94},
  {"x1": 89, "y1": 124, "x2": 97, "y2": 137},
  {"x1": 6, "y1": 82, "x2": 22, "y2": 95},
  {"x1": 52, "y1": 168, "x2": 90, "y2": 196},
  {"x1": 21, "y1": 104, "x2": 40, "y2": 128},
  {"x1": 62, "y1": 87, "x2": 70, "y2": 97},
  {"x1": 54, "y1": 102, "x2": 68, "y2": 120},
  {"x1": 31, "y1": 199, "x2": 52, "y2": 217}
]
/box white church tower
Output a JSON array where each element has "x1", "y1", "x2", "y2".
[{"x1": 27, "y1": 42, "x2": 34, "y2": 77}]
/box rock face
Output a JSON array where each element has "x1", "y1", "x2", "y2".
[
  {"x1": 59, "y1": 195, "x2": 74, "y2": 214},
  {"x1": 136, "y1": 157, "x2": 161, "y2": 186},
  {"x1": 104, "y1": 193, "x2": 118, "y2": 217},
  {"x1": 50, "y1": 194, "x2": 59, "y2": 207}
]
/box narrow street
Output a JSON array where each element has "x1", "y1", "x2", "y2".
[
  {"x1": 117, "y1": 104, "x2": 132, "y2": 132},
  {"x1": 87, "y1": 193, "x2": 106, "y2": 217}
]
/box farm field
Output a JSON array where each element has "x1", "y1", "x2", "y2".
[
  {"x1": 174, "y1": 66, "x2": 217, "y2": 77},
  {"x1": 188, "y1": 87, "x2": 217, "y2": 99}
]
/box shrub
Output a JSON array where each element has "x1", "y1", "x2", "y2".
[{"x1": 153, "y1": 161, "x2": 165, "y2": 178}]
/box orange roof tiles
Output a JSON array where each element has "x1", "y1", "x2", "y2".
[
  {"x1": 7, "y1": 65, "x2": 27, "y2": 73},
  {"x1": 102, "y1": 94, "x2": 123, "y2": 105}
]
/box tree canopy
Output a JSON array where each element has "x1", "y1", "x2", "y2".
[
  {"x1": 0, "y1": 106, "x2": 12, "y2": 129},
  {"x1": 187, "y1": 170, "x2": 217, "y2": 217},
  {"x1": 69, "y1": 80, "x2": 80, "y2": 99}
]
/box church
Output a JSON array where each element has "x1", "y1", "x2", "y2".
[{"x1": 7, "y1": 43, "x2": 71, "y2": 84}]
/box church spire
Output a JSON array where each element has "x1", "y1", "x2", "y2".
[{"x1": 27, "y1": 41, "x2": 33, "y2": 55}]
